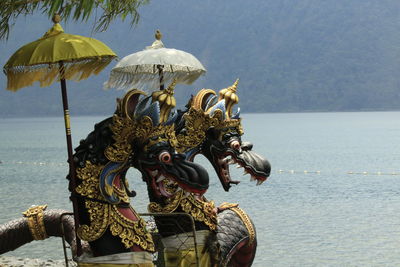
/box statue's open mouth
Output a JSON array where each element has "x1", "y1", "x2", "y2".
[
  {"x1": 147, "y1": 169, "x2": 178, "y2": 198},
  {"x1": 216, "y1": 153, "x2": 268, "y2": 186},
  {"x1": 210, "y1": 145, "x2": 271, "y2": 191},
  {"x1": 143, "y1": 157, "x2": 209, "y2": 198}
]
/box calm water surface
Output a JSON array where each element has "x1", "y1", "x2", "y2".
[{"x1": 1, "y1": 112, "x2": 400, "y2": 266}]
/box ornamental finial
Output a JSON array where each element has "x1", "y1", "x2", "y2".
[
  {"x1": 146, "y1": 30, "x2": 164, "y2": 49},
  {"x1": 152, "y1": 79, "x2": 177, "y2": 123},
  {"x1": 218, "y1": 79, "x2": 239, "y2": 118},
  {"x1": 155, "y1": 30, "x2": 162, "y2": 40},
  {"x1": 52, "y1": 14, "x2": 61, "y2": 24}
]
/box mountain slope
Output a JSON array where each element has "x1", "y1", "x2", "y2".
[{"x1": 1, "y1": 0, "x2": 399, "y2": 116}]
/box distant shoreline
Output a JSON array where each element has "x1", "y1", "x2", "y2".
[{"x1": 0, "y1": 109, "x2": 400, "y2": 119}]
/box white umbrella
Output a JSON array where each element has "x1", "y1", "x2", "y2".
[{"x1": 104, "y1": 30, "x2": 206, "y2": 91}]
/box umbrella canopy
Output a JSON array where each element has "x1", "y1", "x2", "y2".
[
  {"x1": 4, "y1": 21, "x2": 116, "y2": 91},
  {"x1": 104, "y1": 30, "x2": 206, "y2": 90}
]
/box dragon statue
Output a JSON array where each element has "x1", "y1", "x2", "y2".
[
  {"x1": 147, "y1": 79, "x2": 271, "y2": 266},
  {"x1": 0, "y1": 81, "x2": 271, "y2": 267}
]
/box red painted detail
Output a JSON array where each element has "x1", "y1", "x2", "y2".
[
  {"x1": 227, "y1": 238, "x2": 257, "y2": 267},
  {"x1": 117, "y1": 206, "x2": 139, "y2": 221}
]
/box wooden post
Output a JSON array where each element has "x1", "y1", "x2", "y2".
[
  {"x1": 59, "y1": 62, "x2": 82, "y2": 257},
  {"x1": 157, "y1": 64, "x2": 165, "y2": 90}
]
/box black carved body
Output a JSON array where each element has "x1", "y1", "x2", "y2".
[{"x1": 70, "y1": 116, "x2": 154, "y2": 256}]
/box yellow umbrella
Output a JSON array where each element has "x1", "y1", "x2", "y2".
[
  {"x1": 3, "y1": 14, "x2": 117, "y2": 257},
  {"x1": 4, "y1": 16, "x2": 116, "y2": 91}
]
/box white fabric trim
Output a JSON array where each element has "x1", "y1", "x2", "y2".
[{"x1": 77, "y1": 251, "x2": 153, "y2": 264}]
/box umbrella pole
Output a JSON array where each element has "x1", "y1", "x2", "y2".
[
  {"x1": 157, "y1": 64, "x2": 164, "y2": 90},
  {"x1": 59, "y1": 63, "x2": 83, "y2": 257}
]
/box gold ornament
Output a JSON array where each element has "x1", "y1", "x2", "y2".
[
  {"x1": 192, "y1": 89, "x2": 217, "y2": 110},
  {"x1": 155, "y1": 29, "x2": 162, "y2": 40},
  {"x1": 78, "y1": 201, "x2": 110, "y2": 242},
  {"x1": 218, "y1": 79, "x2": 239, "y2": 118},
  {"x1": 110, "y1": 206, "x2": 155, "y2": 251},
  {"x1": 175, "y1": 108, "x2": 222, "y2": 153},
  {"x1": 175, "y1": 107, "x2": 243, "y2": 152},
  {"x1": 104, "y1": 115, "x2": 134, "y2": 162},
  {"x1": 22, "y1": 205, "x2": 48, "y2": 240},
  {"x1": 151, "y1": 80, "x2": 177, "y2": 123},
  {"x1": 75, "y1": 160, "x2": 154, "y2": 251},
  {"x1": 148, "y1": 191, "x2": 217, "y2": 231}
]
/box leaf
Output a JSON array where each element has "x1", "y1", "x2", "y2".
[{"x1": 0, "y1": 0, "x2": 149, "y2": 40}]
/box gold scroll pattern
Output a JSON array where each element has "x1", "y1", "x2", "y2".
[
  {"x1": 148, "y1": 191, "x2": 217, "y2": 231},
  {"x1": 175, "y1": 107, "x2": 244, "y2": 153},
  {"x1": 175, "y1": 108, "x2": 222, "y2": 153},
  {"x1": 105, "y1": 114, "x2": 178, "y2": 160},
  {"x1": 75, "y1": 160, "x2": 154, "y2": 251}
]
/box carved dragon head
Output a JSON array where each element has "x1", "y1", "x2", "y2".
[
  {"x1": 109, "y1": 87, "x2": 210, "y2": 202},
  {"x1": 176, "y1": 79, "x2": 271, "y2": 191}
]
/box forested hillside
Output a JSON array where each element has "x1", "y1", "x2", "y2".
[{"x1": 1, "y1": 0, "x2": 399, "y2": 117}]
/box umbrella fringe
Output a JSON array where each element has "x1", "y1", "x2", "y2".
[
  {"x1": 5, "y1": 58, "x2": 114, "y2": 92},
  {"x1": 104, "y1": 67, "x2": 205, "y2": 91}
]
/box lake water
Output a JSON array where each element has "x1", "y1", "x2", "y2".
[{"x1": 1, "y1": 112, "x2": 400, "y2": 266}]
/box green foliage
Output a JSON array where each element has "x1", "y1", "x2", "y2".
[{"x1": 0, "y1": 0, "x2": 149, "y2": 40}]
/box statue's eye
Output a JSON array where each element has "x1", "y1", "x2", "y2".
[
  {"x1": 158, "y1": 151, "x2": 172, "y2": 163},
  {"x1": 230, "y1": 140, "x2": 241, "y2": 150}
]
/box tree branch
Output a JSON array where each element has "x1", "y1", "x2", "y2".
[{"x1": 0, "y1": 0, "x2": 149, "y2": 40}]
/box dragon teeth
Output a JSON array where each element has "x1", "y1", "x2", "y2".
[
  {"x1": 256, "y1": 180, "x2": 263, "y2": 186},
  {"x1": 156, "y1": 175, "x2": 165, "y2": 183},
  {"x1": 149, "y1": 170, "x2": 158, "y2": 177}
]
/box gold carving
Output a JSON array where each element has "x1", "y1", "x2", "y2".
[
  {"x1": 106, "y1": 114, "x2": 178, "y2": 157},
  {"x1": 175, "y1": 108, "x2": 221, "y2": 153},
  {"x1": 218, "y1": 79, "x2": 239, "y2": 118},
  {"x1": 148, "y1": 191, "x2": 217, "y2": 231},
  {"x1": 217, "y1": 119, "x2": 244, "y2": 141},
  {"x1": 152, "y1": 80, "x2": 177, "y2": 123},
  {"x1": 110, "y1": 206, "x2": 155, "y2": 252},
  {"x1": 78, "y1": 201, "x2": 110, "y2": 241},
  {"x1": 105, "y1": 115, "x2": 134, "y2": 162},
  {"x1": 76, "y1": 161, "x2": 103, "y2": 199},
  {"x1": 175, "y1": 107, "x2": 243, "y2": 152},
  {"x1": 75, "y1": 160, "x2": 154, "y2": 251},
  {"x1": 148, "y1": 190, "x2": 184, "y2": 213},
  {"x1": 218, "y1": 202, "x2": 239, "y2": 210},
  {"x1": 181, "y1": 196, "x2": 217, "y2": 231},
  {"x1": 22, "y1": 205, "x2": 48, "y2": 240},
  {"x1": 112, "y1": 183, "x2": 131, "y2": 204},
  {"x1": 192, "y1": 89, "x2": 216, "y2": 110}
]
